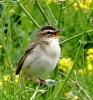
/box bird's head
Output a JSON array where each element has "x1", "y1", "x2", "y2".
[{"x1": 35, "y1": 25, "x2": 61, "y2": 43}]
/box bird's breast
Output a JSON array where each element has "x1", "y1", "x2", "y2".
[
  {"x1": 22, "y1": 39, "x2": 60, "y2": 77},
  {"x1": 45, "y1": 39, "x2": 60, "y2": 59}
]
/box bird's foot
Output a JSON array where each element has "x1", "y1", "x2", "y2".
[{"x1": 36, "y1": 77, "x2": 46, "y2": 85}]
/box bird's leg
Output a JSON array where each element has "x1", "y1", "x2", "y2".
[
  {"x1": 27, "y1": 75, "x2": 46, "y2": 85},
  {"x1": 36, "y1": 77, "x2": 46, "y2": 85},
  {"x1": 20, "y1": 74, "x2": 46, "y2": 85}
]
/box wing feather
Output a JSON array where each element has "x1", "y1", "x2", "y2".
[{"x1": 16, "y1": 43, "x2": 39, "y2": 75}]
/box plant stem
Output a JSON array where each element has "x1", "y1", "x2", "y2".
[
  {"x1": 74, "y1": 71, "x2": 92, "y2": 100},
  {"x1": 62, "y1": 1, "x2": 75, "y2": 10},
  {"x1": 35, "y1": 0, "x2": 51, "y2": 25},
  {"x1": 74, "y1": 0, "x2": 88, "y2": 22},
  {"x1": 58, "y1": 1, "x2": 63, "y2": 28},
  {"x1": 55, "y1": 33, "x2": 85, "y2": 100},
  {"x1": 0, "y1": 88, "x2": 9, "y2": 100},
  {"x1": 60, "y1": 29, "x2": 93, "y2": 44},
  {"x1": 44, "y1": 0, "x2": 57, "y2": 25},
  {"x1": 16, "y1": 0, "x2": 40, "y2": 28}
]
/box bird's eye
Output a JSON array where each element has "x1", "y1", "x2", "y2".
[{"x1": 47, "y1": 31, "x2": 51, "y2": 34}]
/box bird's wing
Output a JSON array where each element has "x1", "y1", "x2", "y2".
[{"x1": 16, "y1": 42, "x2": 39, "y2": 75}]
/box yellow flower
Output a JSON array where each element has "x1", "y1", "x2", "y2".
[
  {"x1": 70, "y1": 0, "x2": 92, "y2": 10},
  {"x1": 72, "y1": 96, "x2": 79, "y2": 100},
  {"x1": 87, "y1": 55, "x2": 93, "y2": 60},
  {"x1": 0, "y1": 75, "x2": 9, "y2": 86},
  {"x1": 87, "y1": 48, "x2": 93, "y2": 54},
  {"x1": 0, "y1": 45, "x2": 2, "y2": 49},
  {"x1": 64, "y1": 92, "x2": 69, "y2": 97},
  {"x1": 10, "y1": 9, "x2": 15, "y2": 14},
  {"x1": 58, "y1": 57, "x2": 73, "y2": 71},
  {"x1": 88, "y1": 64, "x2": 92, "y2": 71},
  {"x1": 74, "y1": 2, "x2": 89, "y2": 10},
  {"x1": 47, "y1": 0, "x2": 53, "y2": 4},
  {"x1": 85, "y1": 0, "x2": 92, "y2": 6},
  {"x1": 86, "y1": 48, "x2": 93, "y2": 65},
  {"x1": 73, "y1": 3, "x2": 78, "y2": 10},
  {"x1": 0, "y1": 74, "x2": 19, "y2": 86},
  {"x1": 86, "y1": 55, "x2": 93, "y2": 64},
  {"x1": 64, "y1": 91, "x2": 73, "y2": 98},
  {"x1": 0, "y1": 81, "x2": 2, "y2": 86},
  {"x1": 79, "y1": 64, "x2": 92, "y2": 75},
  {"x1": 4, "y1": 75, "x2": 9, "y2": 81},
  {"x1": 15, "y1": 75, "x2": 19, "y2": 83},
  {"x1": 79, "y1": 69, "x2": 86, "y2": 75},
  {"x1": 79, "y1": 3, "x2": 89, "y2": 9},
  {"x1": 64, "y1": 91, "x2": 79, "y2": 99}
]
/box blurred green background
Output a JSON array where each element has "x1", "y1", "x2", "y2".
[{"x1": 0, "y1": 0, "x2": 93, "y2": 100}]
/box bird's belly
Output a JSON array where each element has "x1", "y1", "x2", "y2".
[
  {"x1": 22, "y1": 52, "x2": 59, "y2": 78},
  {"x1": 23, "y1": 56, "x2": 56, "y2": 77},
  {"x1": 22, "y1": 40, "x2": 60, "y2": 78}
]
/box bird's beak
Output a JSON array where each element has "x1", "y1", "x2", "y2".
[{"x1": 53, "y1": 28, "x2": 65, "y2": 38}]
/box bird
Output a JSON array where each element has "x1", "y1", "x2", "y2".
[{"x1": 16, "y1": 25, "x2": 61, "y2": 84}]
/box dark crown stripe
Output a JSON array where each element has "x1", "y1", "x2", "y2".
[{"x1": 40, "y1": 25, "x2": 56, "y2": 31}]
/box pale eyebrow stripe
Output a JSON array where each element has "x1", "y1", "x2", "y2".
[{"x1": 41, "y1": 29, "x2": 55, "y2": 33}]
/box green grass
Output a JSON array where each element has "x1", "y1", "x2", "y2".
[{"x1": 0, "y1": 0, "x2": 93, "y2": 100}]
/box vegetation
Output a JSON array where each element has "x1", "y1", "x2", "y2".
[{"x1": 0, "y1": 0, "x2": 93, "y2": 100}]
